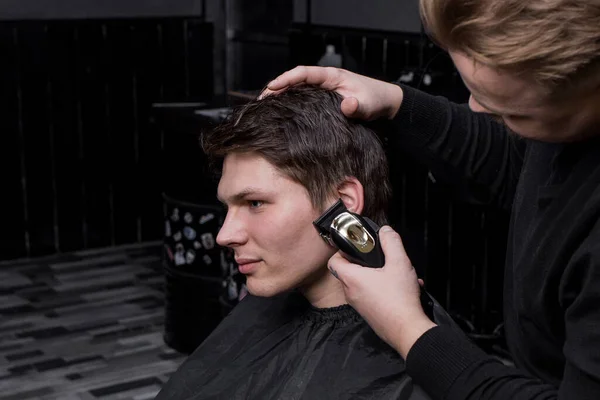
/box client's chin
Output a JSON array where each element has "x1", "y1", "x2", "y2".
[{"x1": 244, "y1": 277, "x2": 285, "y2": 298}]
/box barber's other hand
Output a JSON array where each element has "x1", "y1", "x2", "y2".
[
  {"x1": 260, "y1": 66, "x2": 404, "y2": 121},
  {"x1": 328, "y1": 226, "x2": 437, "y2": 359}
]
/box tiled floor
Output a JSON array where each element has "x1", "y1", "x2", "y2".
[{"x1": 0, "y1": 243, "x2": 187, "y2": 400}]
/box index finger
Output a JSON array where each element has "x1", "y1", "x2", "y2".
[
  {"x1": 378, "y1": 226, "x2": 411, "y2": 268},
  {"x1": 267, "y1": 66, "x2": 335, "y2": 91}
]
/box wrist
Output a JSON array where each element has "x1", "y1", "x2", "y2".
[
  {"x1": 391, "y1": 313, "x2": 437, "y2": 359},
  {"x1": 386, "y1": 83, "x2": 404, "y2": 119}
]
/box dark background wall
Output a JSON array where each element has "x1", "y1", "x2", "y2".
[
  {"x1": 293, "y1": 0, "x2": 421, "y2": 33},
  {"x1": 0, "y1": 0, "x2": 423, "y2": 93},
  {"x1": 0, "y1": 12, "x2": 214, "y2": 260},
  {"x1": 0, "y1": 0, "x2": 206, "y2": 20}
]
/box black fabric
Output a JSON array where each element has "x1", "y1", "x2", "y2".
[
  {"x1": 393, "y1": 84, "x2": 600, "y2": 400},
  {"x1": 155, "y1": 292, "x2": 432, "y2": 399}
]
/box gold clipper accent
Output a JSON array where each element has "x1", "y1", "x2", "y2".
[{"x1": 332, "y1": 213, "x2": 375, "y2": 253}]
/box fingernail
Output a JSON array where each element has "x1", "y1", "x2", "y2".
[{"x1": 380, "y1": 226, "x2": 392, "y2": 233}]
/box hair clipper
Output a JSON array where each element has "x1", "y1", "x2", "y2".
[
  {"x1": 313, "y1": 199, "x2": 436, "y2": 319},
  {"x1": 313, "y1": 199, "x2": 385, "y2": 268}
]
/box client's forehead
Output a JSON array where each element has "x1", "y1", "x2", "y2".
[{"x1": 216, "y1": 152, "x2": 296, "y2": 204}]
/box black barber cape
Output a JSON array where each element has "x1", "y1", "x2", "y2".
[{"x1": 155, "y1": 291, "x2": 431, "y2": 400}]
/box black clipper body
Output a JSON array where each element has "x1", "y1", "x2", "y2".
[{"x1": 313, "y1": 199, "x2": 385, "y2": 268}]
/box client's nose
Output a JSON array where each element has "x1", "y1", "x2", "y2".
[{"x1": 216, "y1": 209, "x2": 248, "y2": 248}]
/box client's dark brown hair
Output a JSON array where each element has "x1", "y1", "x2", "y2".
[{"x1": 201, "y1": 85, "x2": 391, "y2": 225}]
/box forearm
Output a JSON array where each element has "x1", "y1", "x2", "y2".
[
  {"x1": 407, "y1": 326, "x2": 558, "y2": 400},
  {"x1": 387, "y1": 84, "x2": 524, "y2": 211}
]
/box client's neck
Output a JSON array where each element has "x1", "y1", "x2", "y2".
[{"x1": 299, "y1": 266, "x2": 348, "y2": 309}]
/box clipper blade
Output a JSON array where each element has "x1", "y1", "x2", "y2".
[{"x1": 312, "y1": 199, "x2": 347, "y2": 246}]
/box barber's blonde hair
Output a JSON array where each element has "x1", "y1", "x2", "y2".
[{"x1": 420, "y1": 0, "x2": 600, "y2": 95}]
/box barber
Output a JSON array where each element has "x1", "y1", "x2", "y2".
[{"x1": 260, "y1": 1, "x2": 600, "y2": 399}]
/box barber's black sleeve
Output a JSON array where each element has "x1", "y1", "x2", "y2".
[
  {"x1": 387, "y1": 84, "x2": 525, "y2": 211},
  {"x1": 406, "y1": 215, "x2": 600, "y2": 400}
]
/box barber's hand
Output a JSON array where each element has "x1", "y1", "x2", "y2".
[
  {"x1": 328, "y1": 226, "x2": 437, "y2": 359},
  {"x1": 260, "y1": 66, "x2": 404, "y2": 121}
]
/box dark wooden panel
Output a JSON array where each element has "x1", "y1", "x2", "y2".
[
  {"x1": 17, "y1": 23, "x2": 57, "y2": 257},
  {"x1": 104, "y1": 21, "x2": 141, "y2": 246},
  {"x1": 288, "y1": 29, "x2": 325, "y2": 69},
  {"x1": 1, "y1": 18, "x2": 214, "y2": 262},
  {"x1": 0, "y1": 23, "x2": 27, "y2": 259},
  {"x1": 186, "y1": 22, "x2": 214, "y2": 100},
  {"x1": 47, "y1": 23, "x2": 86, "y2": 253},
  {"x1": 129, "y1": 21, "x2": 167, "y2": 242},
  {"x1": 363, "y1": 37, "x2": 385, "y2": 80},
  {"x1": 158, "y1": 20, "x2": 188, "y2": 101},
  {"x1": 384, "y1": 39, "x2": 410, "y2": 81},
  {"x1": 424, "y1": 181, "x2": 453, "y2": 307},
  {"x1": 75, "y1": 22, "x2": 114, "y2": 248},
  {"x1": 403, "y1": 169, "x2": 430, "y2": 275},
  {"x1": 342, "y1": 34, "x2": 366, "y2": 74},
  {"x1": 478, "y1": 209, "x2": 509, "y2": 331},
  {"x1": 386, "y1": 153, "x2": 430, "y2": 276},
  {"x1": 447, "y1": 204, "x2": 486, "y2": 323}
]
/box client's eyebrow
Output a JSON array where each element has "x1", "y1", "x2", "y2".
[{"x1": 217, "y1": 187, "x2": 270, "y2": 204}]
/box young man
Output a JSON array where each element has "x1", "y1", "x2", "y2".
[
  {"x1": 264, "y1": 1, "x2": 600, "y2": 399},
  {"x1": 154, "y1": 86, "x2": 431, "y2": 399}
]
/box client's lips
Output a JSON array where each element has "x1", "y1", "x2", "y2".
[{"x1": 235, "y1": 258, "x2": 261, "y2": 274}]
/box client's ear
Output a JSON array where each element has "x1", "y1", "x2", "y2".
[{"x1": 337, "y1": 177, "x2": 364, "y2": 215}]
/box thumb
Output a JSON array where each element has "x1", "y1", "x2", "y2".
[
  {"x1": 340, "y1": 97, "x2": 360, "y2": 118},
  {"x1": 379, "y1": 226, "x2": 410, "y2": 268}
]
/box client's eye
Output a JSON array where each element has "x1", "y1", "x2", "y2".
[{"x1": 248, "y1": 200, "x2": 264, "y2": 209}]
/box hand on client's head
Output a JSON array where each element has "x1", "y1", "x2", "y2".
[
  {"x1": 327, "y1": 225, "x2": 436, "y2": 358},
  {"x1": 260, "y1": 66, "x2": 404, "y2": 121}
]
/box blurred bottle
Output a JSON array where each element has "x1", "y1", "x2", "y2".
[{"x1": 318, "y1": 44, "x2": 342, "y2": 68}]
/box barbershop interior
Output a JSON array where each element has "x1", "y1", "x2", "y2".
[{"x1": 2, "y1": 1, "x2": 525, "y2": 399}]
